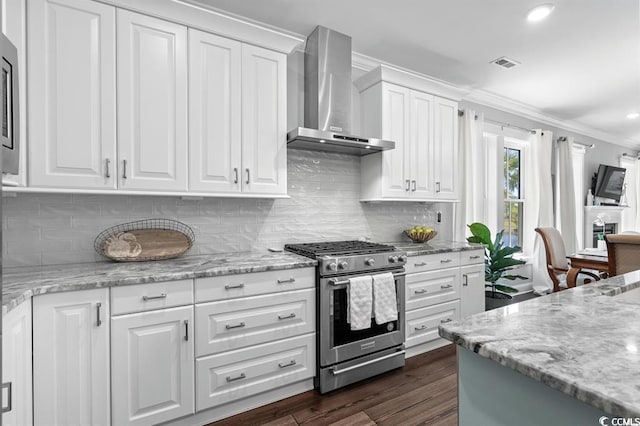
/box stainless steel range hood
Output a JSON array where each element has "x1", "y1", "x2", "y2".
[{"x1": 287, "y1": 26, "x2": 394, "y2": 156}]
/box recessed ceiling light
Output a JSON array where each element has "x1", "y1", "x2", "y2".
[
  {"x1": 527, "y1": 4, "x2": 555, "y2": 22},
  {"x1": 627, "y1": 112, "x2": 640, "y2": 119}
]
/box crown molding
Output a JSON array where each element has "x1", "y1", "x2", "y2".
[{"x1": 464, "y1": 89, "x2": 640, "y2": 149}]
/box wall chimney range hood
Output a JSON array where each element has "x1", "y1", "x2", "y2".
[{"x1": 287, "y1": 26, "x2": 394, "y2": 156}]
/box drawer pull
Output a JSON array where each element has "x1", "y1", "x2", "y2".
[
  {"x1": 463, "y1": 274, "x2": 468, "y2": 286},
  {"x1": 277, "y1": 313, "x2": 296, "y2": 320},
  {"x1": 225, "y1": 322, "x2": 246, "y2": 330},
  {"x1": 277, "y1": 278, "x2": 296, "y2": 284},
  {"x1": 224, "y1": 283, "x2": 245, "y2": 290},
  {"x1": 440, "y1": 318, "x2": 453, "y2": 324},
  {"x1": 440, "y1": 259, "x2": 453, "y2": 263},
  {"x1": 278, "y1": 360, "x2": 297, "y2": 369},
  {"x1": 414, "y1": 325, "x2": 427, "y2": 331},
  {"x1": 440, "y1": 284, "x2": 453, "y2": 289},
  {"x1": 414, "y1": 262, "x2": 428, "y2": 267},
  {"x1": 96, "y1": 302, "x2": 102, "y2": 327},
  {"x1": 142, "y1": 293, "x2": 167, "y2": 301},
  {"x1": 1, "y1": 382, "x2": 12, "y2": 413},
  {"x1": 226, "y1": 373, "x2": 246, "y2": 382},
  {"x1": 414, "y1": 289, "x2": 428, "y2": 294},
  {"x1": 184, "y1": 320, "x2": 189, "y2": 341},
  {"x1": 469, "y1": 255, "x2": 481, "y2": 259}
]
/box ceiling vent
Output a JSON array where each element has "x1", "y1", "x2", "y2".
[{"x1": 491, "y1": 56, "x2": 521, "y2": 69}]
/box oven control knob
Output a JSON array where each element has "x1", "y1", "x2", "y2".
[
  {"x1": 398, "y1": 255, "x2": 408, "y2": 262},
  {"x1": 338, "y1": 261, "x2": 349, "y2": 270},
  {"x1": 327, "y1": 262, "x2": 338, "y2": 271},
  {"x1": 388, "y1": 255, "x2": 399, "y2": 263},
  {"x1": 365, "y1": 258, "x2": 375, "y2": 266}
]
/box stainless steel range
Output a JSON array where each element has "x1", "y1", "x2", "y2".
[{"x1": 284, "y1": 241, "x2": 407, "y2": 393}]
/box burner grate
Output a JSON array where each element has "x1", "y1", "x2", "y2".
[{"x1": 284, "y1": 240, "x2": 395, "y2": 257}]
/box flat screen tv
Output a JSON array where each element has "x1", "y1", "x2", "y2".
[{"x1": 594, "y1": 164, "x2": 626, "y2": 202}]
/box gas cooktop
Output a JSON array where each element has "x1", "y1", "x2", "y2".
[{"x1": 284, "y1": 240, "x2": 396, "y2": 258}]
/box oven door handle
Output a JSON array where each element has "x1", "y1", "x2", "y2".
[
  {"x1": 329, "y1": 272, "x2": 405, "y2": 286},
  {"x1": 330, "y1": 350, "x2": 406, "y2": 376}
]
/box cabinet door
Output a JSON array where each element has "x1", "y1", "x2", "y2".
[
  {"x1": 241, "y1": 44, "x2": 287, "y2": 195},
  {"x1": 29, "y1": 0, "x2": 116, "y2": 189},
  {"x1": 434, "y1": 97, "x2": 459, "y2": 200},
  {"x1": 2, "y1": 302, "x2": 32, "y2": 426},
  {"x1": 111, "y1": 306, "x2": 194, "y2": 426},
  {"x1": 409, "y1": 90, "x2": 435, "y2": 199},
  {"x1": 117, "y1": 10, "x2": 188, "y2": 191},
  {"x1": 460, "y1": 264, "x2": 486, "y2": 318},
  {"x1": 381, "y1": 82, "x2": 410, "y2": 198},
  {"x1": 188, "y1": 29, "x2": 242, "y2": 193},
  {"x1": 33, "y1": 289, "x2": 110, "y2": 426}
]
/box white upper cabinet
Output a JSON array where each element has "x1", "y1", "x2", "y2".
[
  {"x1": 380, "y1": 83, "x2": 410, "y2": 198},
  {"x1": 117, "y1": 10, "x2": 188, "y2": 192},
  {"x1": 188, "y1": 29, "x2": 242, "y2": 193},
  {"x1": 410, "y1": 90, "x2": 436, "y2": 198},
  {"x1": 28, "y1": 0, "x2": 117, "y2": 189},
  {"x1": 433, "y1": 97, "x2": 459, "y2": 200},
  {"x1": 240, "y1": 45, "x2": 287, "y2": 195}
]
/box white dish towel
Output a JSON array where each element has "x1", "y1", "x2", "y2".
[
  {"x1": 372, "y1": 272, "x2": 398, "y2": 324},
  {"x1": 347, "y1": 275, "x2": 373, "y2": 330}
]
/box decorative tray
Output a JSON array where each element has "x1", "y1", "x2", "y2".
[{"x1": 94, "y1": 219, "x2": 195, "y2": 262}]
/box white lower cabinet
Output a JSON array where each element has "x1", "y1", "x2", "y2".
[
  {"x1": 111, "y1": 305, "x2": 194, "y2": 426},
  {"x1": 406, "y1": 300, "x2": 460, "y2": 348},
  {"x1": 2, "y1": 302, "x2": 32, "y2": 426},
  {"x1": 460, "y1": 263, "x2": 486, "y2": 318},
  {"x1": 33, "y1": 289, "x2": 110, "y2": 426}
]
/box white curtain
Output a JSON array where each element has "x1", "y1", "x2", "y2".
[
  {"x1": 619, "y1": 155, "x2": 639, "y2": 231},
  {"x1": 555, "y1": 136, "x2": 578, "y2": 254},
  {"x1": 523, "y1": 129, "x2": 554, "y2": 293},
  {"x1": 571, "y1": 144, "x2": 586, "y2": 249},
  {"x1": 454, "y1": 109, "x2": 486, "y2": 241}
]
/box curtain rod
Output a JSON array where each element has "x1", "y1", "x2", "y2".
[
  {"x1": 557, "y1": 136, "x2": 595, "y2": 150},
  {"x1": 458, "y1": 109, "x2": 534, "y2": 134}
]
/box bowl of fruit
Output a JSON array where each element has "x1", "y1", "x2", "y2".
[{"x1": 404, "y1": 226, "x2": 437, "y2": 243}]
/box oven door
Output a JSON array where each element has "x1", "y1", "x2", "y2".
[{"x1": 319, "y1": 269, "x2": 405, "y2": 367}]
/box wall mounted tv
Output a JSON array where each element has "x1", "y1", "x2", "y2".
[{"x1": 593, "y1": 164, "x2": 626, "y2": 203}]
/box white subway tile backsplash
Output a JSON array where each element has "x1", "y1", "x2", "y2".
[{"x1": 3, "y1": 149, "x2": 447, "y2": 267}]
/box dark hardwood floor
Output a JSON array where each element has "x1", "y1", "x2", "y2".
[{"x1": 209, "y1": 344, "x2": 457, "y2": 426}]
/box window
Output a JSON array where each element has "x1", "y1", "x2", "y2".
[{"x1": 503, "y1": 142, "x2": 524, "y2": 248}]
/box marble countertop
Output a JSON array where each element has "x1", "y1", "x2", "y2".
[
  {"x1": 388, "y1": 240, "x2": 483, "y2": 256},
  {"x1": 2, "y1": 251, "x2": 317, "y2": 315},
  {"x1": 439, "y1": 270, "x2": 640, "y2": 417}
]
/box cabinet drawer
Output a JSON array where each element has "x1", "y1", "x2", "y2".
[
  {"x1": 196, "y1": 333, "x2": 315, "y2": 411},
  {"x1": 406, "y1": 268, "x2": 460, "y2": 311},
  {"x1": 195, "y1": 267, "x2": 315, "y2": 303},
  {"x1": 195, "y1": 288, "x2": 315, "y2": 356},
  {"x1": 111, "y1": 279, "x2": 194, "y2": 315},
  {"x1": 459, "y1": 249, "x2": 484, "y2": 266},
  {"x1": 405, "y1": 300, "x2": 459, "y2": 348},
  {"x1": 405, "y1": 252, "x2": 460, "y2": 274}
]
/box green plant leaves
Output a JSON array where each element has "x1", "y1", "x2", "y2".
[
  {"x1": 493, "y1": 284, "x2": 519, "y2": 293},
  {"x1": 467, "y1": 223, "x2": 492, "y2": 250}
]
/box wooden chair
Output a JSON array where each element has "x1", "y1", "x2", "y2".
[
  {"x1": 604, "y1": 234, "x2": 640, "y2": 276},
  {"x1": 535, "y1": 227, "x2": 599, "y2": 292}
]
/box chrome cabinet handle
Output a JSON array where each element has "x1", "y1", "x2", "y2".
[
  {"x1": 414, "y1": 289, "x2": 428, "y2": 294},
  {"x1": 96, "y1": 302, "x2": 102, "y2": 327},
  {"x1": 1, "y1": 382, "x2": 11, "y2": 413},
  {"x1": 278, "y1": 360, "x2": 297, "y2": 368},
  {"x1": 122, "y1": 159, "x2": 127, "y2": 179},
  {"x1": 414, "y1": 262, "x2": 428, "y2": 267},
  {"x1": 142, "y1": 293, "x2": 167, "y2": 301},
  {"x1": 224, "y1": 283, "x2": 244, "y2": 290},
  {"x1": 105, "y1": 159, "x2": 111, "y2": 178},
  {"x1": 440, "y1": 259, "x2": 452, "y2": 263},
  {"x1": 469, "y1": 255, "x2": 481, "y2": 259},
  {"x1": 277, "y1": 278, "x2": 296, "y2": 284},
  {"x1": 405, "y1": 179, "x2": 410, "y2": 191},
  {"x1": 440, "y1": 284, "x2": 453, "y2": 289},
  {"x1": 226, "y1": 373, "x2": 246, "y2": 382},
  {"x1": 233, "y1": 167, "x2": 239, "y2": 184},
  {"x1": 436, "y1": 181, "x2": 441, "y2": 193},
  {"x1": 414, "y1": 325, "x2": 427, "y2": 331},
  {"x1": 463, "y1": 274, "x2": 469, "y2": 286},
  {"x1": 184, "y1": 320, "x2": 189, "y2": 341},
  {"x1": 225, "y1": 322, "x2": 245, "y2": 330},
  {"x1": 246, "y1": 168, "x2": 250, "y2": 184},
  {"x1": 440, "y1": 318, "x2": 453, "y2": 324},
  {"x1": 411, "y1": 180, "x2": 416, "y2": 191},
  {"x1": 278, "y1": 313, "x2": 296, "y2": 320}
]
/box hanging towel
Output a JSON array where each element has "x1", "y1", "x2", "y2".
[
  {"x1": 372, "y1": 272, "x2": 398, "y2": 324},
  {"x1": 347, "y1": 276, "x2": 373, "y2": 330}
]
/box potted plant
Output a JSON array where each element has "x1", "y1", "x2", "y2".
[{"x1": 466, "y1": 222, "x2": 527, "y2": 299}]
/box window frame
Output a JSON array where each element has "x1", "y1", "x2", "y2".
[{"x1": 503, "y1": 137, "x2": 527, "y2": 250}]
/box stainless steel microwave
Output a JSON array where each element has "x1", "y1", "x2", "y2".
[{"x1": 1, "y1": 33, "x2": 19, "y2": 175}]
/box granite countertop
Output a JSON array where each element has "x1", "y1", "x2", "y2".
[
  {"x1": 439, "y1": 270, "x2": 640, "y2": 417},
  {"x1": 389, "y1": 239, "x2": 483, "y2": 256},
  {"x1": 2, "y1": 251, "x2": 317, "y2": 315}
]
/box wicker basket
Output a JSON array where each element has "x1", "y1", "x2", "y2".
[
  {"x1": 94, "y1": 219, "x2": 195, "y2": 262},
  {"x1": 403, "y1": 229, "x2": 437, "y2": 243}
]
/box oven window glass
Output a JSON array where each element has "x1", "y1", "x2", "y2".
[
  {"x1": 2, "y1": 58, "x2": 12, "y2": 147},
  {"x1": 331, "y1": 287, "x2": 398, "y2": 347}
]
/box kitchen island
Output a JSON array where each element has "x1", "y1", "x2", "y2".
[{"x1": 439, "y1": 271, "x2": 640, "y2": 426}]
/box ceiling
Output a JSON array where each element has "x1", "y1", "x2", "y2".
[{"x1": 198, "y1": 0, "x2": 640, "y2": 148}]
